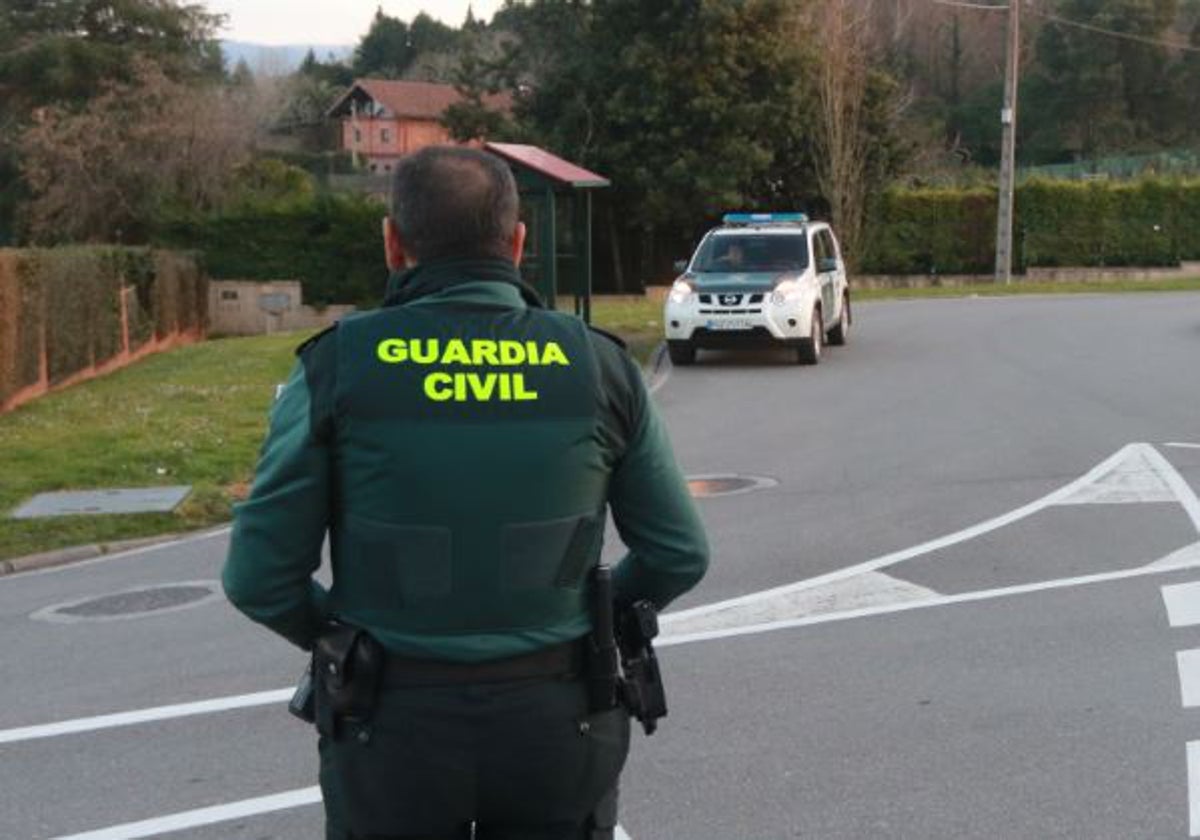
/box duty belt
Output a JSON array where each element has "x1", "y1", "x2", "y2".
[{"x1": 381, "y1": 639, "x2": 584, "y2": 688}]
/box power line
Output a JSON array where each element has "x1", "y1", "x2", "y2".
[
  {"x1": 929, "y1": 0, "x2": 1008, "y2": 10},
  {"x1": 1025, "y1": 6, "x2": 1200, "y2": 54},
  {"x1": 928, "y1": 0, "x2": 1200, "y2": 54}
]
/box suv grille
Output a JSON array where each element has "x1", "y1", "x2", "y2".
[{"x1": 697, "y1": 291, "x2": 764, "y2": 315}]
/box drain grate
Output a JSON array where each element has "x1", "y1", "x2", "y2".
[
  {"x1": 687, "y1": 474, "x2": 778, "y2": 498},
  {"x1": 33, "y1": 582, "x2": 221, "y2": 624}
]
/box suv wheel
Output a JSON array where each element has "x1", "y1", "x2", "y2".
[
  {"x1": 796, "y1": 309, "x2": 823, "y2": 365},
  {"x1": 827, "y1": 294, "x2": 850, "y2": 346},
  {"x1": 668, "y1": 340, "x2": 697, "y2": 366}
]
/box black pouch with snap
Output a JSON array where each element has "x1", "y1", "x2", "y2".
[{"x1": 313, "y1": 623, "x2": 385, "y2": 738}]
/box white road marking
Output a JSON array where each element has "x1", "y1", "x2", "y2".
[
  {"x1": 1056, "y1": 445, "x2": 1176, "y2": 505},
  {"x1": 49, "y1": 786, "x2": 634, "y2": 840},
  {"x1": 666, "y1": 444, "x2": 1150, "y2": 625},
  {"x1": 1147, "y1": 542, "x2": 1200, "y2": 572},
  {"x1": 646, "y1": 341, "x2": 670, "y2": 395},
  {"x1": 667, "y1": 443, "x2": 1200, "y2": 628},
  {"x1": 0, "y1": 689, "x2": 291, "y2": 745},
  {"x1": 1140, "y1": 445, "x2": 1200, "y2": 534},
  {"x1": 12, "y1": 475, "x2": 1200, "y2": 746},
  {"x1": 659, "y1": 555, "x2": 1200, "y2": 649},
  {"x1": 0, "y1": 526, "x2": 232, "y2": 581},
  {"x1": 50, "y1": 787, "x2": 323, "y2": 840},
  {"x1": 1162, "y1": 580, "x2": 1200, "y2": 626},
  {"x1": 1179, "y1": 650, "x2": 1200, "y2": 708},
  {"x1": 1189, "y1": 742, "x2": 1200, "y2": 836},
  {"x1": 661, "y1": 570, "x2": 936, "y2": 636},
  {"x1": 1167, "y1": 443, "x2": 1200, "y2": 450}
]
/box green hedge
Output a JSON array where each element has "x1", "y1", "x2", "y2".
[
  {"x1": 861, "y1": 178, "x2": 1200, "y2": 274},
  {"x1": 0, "y1": 247, "x2": 206, "y2": 406},
  {"x1": 159, "y1": 193, "x2": 388, "y2": 307}
]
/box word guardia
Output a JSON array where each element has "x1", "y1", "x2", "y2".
[{"x1": 376, "y1": 338, "x2": 571, "y2": 403}]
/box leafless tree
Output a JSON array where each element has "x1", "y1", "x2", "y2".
[
  {"x1": 806, "y1": 0, "x2": 877, "y2": 261},
  {"x1": 19, "y1": 61, "x2": 253, "y2": 244}
]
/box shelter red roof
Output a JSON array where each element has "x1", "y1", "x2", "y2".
[
  {"x1": 328, "y1": 79, "x2": 511, "y2": 120},
  {"x1": 485, "y1": 143, "x2": 610, "y2": 188}
]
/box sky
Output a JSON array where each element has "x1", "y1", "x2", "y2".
[{"x1": 205, "y1": 1, "x2": 506, "y2": 46}]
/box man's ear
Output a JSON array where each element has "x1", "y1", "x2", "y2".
[
  {"x1": 383, "y1": 217, "x2": 408, "y2": 271},
  {"x1": 511, "y1": 222, "x2": 527, "y2": 268}
]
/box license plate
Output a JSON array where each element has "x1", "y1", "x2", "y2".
[{"x1": 706, "y1": 319, "x2": 754, "y2": 331}]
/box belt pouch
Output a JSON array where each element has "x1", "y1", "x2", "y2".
[{"x1": 314, "y1": 625, "x2": 384, "y2": 737}]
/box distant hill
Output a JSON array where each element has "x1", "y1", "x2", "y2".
[{"x1": 221, "y1": 41, "x2": 353, "y2": 75}]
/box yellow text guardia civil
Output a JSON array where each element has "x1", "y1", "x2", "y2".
[{"x1": 376, "y1": 338, "x2": 572, "y2": 403}]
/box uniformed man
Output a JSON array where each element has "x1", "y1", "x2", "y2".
[{"x1": 223, "y1": 145, "x2": 709, "y2": 840}]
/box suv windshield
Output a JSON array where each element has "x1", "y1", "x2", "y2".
[{"x1": 692, "y1": 234, "x2": 810, "y2": 273}]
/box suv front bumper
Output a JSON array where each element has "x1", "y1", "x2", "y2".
[{"x1": 664, "y1": 295, "x2": 815, "y2": 345}]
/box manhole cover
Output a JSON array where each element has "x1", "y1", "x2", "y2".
[
  {"x1": 33, "y1": 581, "x2": 222, "y2": 624},
  {"x1": 687, "y1": 474, "x2": 778, "y2": 498}
]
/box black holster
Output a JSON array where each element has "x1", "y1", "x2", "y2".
[
  {"x1": 586, "y1": 565, "x2": 621, "y2": 713},
  {"x1": 312, "y1": 623, "x2": 385, "y2": 738},
  {"x1": 616, "y1": 601, "x2": 668, "y2": 736}
]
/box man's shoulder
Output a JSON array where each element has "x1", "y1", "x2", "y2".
[
  {"x1": 295, "y1": 324, "x2": 337, "y2": 357},
  {"x1": 586, "y1": 324, "x2": 627, "y2": 351}
]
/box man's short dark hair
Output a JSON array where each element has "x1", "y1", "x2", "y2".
[{"x1": 390, "y1": 146, "x2": 520, "y2": 263}]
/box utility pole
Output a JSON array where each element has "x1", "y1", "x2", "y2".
[{"x1": 994, "y1": 0, "x2": 1020, "y2": 285}]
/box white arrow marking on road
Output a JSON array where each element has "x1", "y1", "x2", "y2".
[
  {"x1": 1140, "y1": 445, "x2": 1200, "y2": 534},
  {"x1": 665, "y1": 443, "x2": 1196, "y2": 629},
  {"x1": 48, "y1": 786, "x2": 634, "y2": 840},
  {"x1": 659, "y1": 553, "x2": 1200, "y2": 648}
]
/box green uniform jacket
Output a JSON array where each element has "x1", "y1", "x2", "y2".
[{"x1": 223, "y1": 258, "x2": 708, "y2": 661}]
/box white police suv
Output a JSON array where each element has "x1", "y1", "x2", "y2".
[{"x1": 664, "y1": 213, "x2": 851, "y2": 365}]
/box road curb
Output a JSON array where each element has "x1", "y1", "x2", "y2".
[
  {"x1": 644, "y1": 341, "x2": 671, "y2": 394},
  {"x1": 0, "y1": 531, "x2": 209, "y2": 577}
]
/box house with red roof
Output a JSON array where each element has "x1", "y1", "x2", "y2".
[{"x1": 326, "y1": 79, "x2": 512, "y2": 173}]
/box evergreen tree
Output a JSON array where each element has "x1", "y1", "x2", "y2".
[
  {"x1": 1030, "y1": 0, "x2": 1179, "y2": 158},
  {"x1": 352, "y1": 8, "x2": 414, "y2": 78}
]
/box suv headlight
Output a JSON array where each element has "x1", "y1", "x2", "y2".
[
  {"x1": 669, "y1": 279, "x2": 694, "y2": 304},
  {"x1": 771, "y1": 279, "x2": 803, "y2": 306}
]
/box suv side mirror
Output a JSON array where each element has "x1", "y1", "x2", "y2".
[
  {"x1": 818, "y1": 257, "x2": 838, "y2": 273},
  {"x1": 673, "y1": 259, "x2": 688, "y2": 273}
]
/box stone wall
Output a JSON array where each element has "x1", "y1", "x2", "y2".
[{"x1": 208, "y1": 280, "x2": 355, "y2": 336}]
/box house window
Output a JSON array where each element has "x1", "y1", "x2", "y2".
[
  {"x1": 220, "y1": 290, "x2": 239, "y2": 301},
  {"x1": 353, "y1": 127, "x2": 363, "y2": 144},
  {"x1": 381, "y1": 128, "x2": 392, "y2": 144}
]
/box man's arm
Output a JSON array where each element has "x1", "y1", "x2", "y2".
[
  {"x1": 605, "y1": 352, "x2": 709, "y2": 610},
  {"x1": 222, "y1": 348, "x2": 333, "y2": 650}
]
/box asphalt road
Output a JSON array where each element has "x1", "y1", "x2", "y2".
[{"x1": 3, "y1": 291, "x2": 1200, "y2": 839}]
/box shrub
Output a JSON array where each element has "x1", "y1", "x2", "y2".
[
  {"x1": 158, "y1": 192, "x2": 388, "y2": 307},
  {"x1": 0, "y1": 247, "x2": 206, "y2": 407},
  {"x1": 861, "y1": 177, "x2": 1200, "y2": 274}
]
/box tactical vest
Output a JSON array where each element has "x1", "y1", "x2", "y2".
[{"x1": 326, "y1": 300, "x2": 610, "y2": 655}]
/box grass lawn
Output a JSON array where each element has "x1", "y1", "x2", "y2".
[
  {"x1": 0, "y1": 332, "x2": 299, "y2": 561},
  {"x1": 0, "y1": 299, "x2": 664, "y2": 562}
]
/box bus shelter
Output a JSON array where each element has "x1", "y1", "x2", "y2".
[{"x1": 485, "y1": 143, "x2": 609, "y2": 322}]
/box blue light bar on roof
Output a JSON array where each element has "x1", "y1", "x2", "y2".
[{"x1": 722, "y1": 212, "x2": 808, "y2": 225}]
